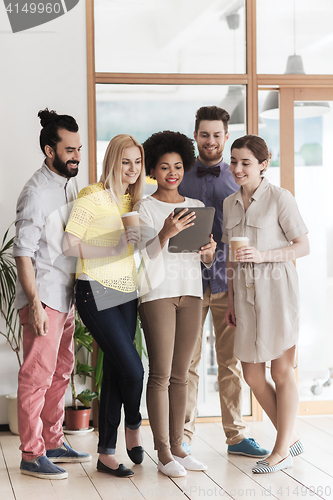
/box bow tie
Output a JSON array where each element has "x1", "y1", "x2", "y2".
[{"x1": 197, "y1": 165, "x2": 221, "y2": 178}]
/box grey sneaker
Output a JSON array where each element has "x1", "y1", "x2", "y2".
[
  {"x1": 46, "y1": 442, "x2": 92, "y2": 463},
  {"x1": 20, "y1": 455, "x2": 68, "y2": 479}
]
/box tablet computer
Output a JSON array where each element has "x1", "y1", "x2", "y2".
[{"x1": 168, "y1": 207, "x2": 215, "y2": 253}]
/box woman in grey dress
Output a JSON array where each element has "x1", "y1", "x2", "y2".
[{"x1": 224, "y1": 135, "x2": 310, "y2": 474}]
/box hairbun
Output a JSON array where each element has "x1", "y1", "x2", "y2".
[{"x1": 38, "y1": 108, "x2": 58, "y2": 128}]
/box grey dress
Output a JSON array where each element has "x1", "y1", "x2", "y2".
[{"x1": 222, "y1": 177, "x2": 308, "y2": 363}]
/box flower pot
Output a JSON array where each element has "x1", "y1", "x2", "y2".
[
  {"x1": 6, "y1": 393, "x2": 19, "y2": 435},
  {"x1": 65, "y1": 406, "x2": 91, "y2": 431}
]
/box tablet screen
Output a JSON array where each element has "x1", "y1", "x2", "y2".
[{"x1": 168, "y1": 207, "x2": 215, "y2": 253}]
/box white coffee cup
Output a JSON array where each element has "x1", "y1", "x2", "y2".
[
  {"x1": 230, "y1": 237, "x2": 249, "y2": 262},
  {"x1": 121, "y1": 211, "x2": 141, "y2": 239}
]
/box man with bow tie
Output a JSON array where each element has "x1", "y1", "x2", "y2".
[{"x1": 178, "y1": 106, "x2": 269, "y2": 458}]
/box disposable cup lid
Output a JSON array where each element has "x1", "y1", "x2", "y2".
[
  {"x1": 230, "y1": 236, "x2": 249, "y2": 241},
  {"x1": 121, "y1": 211, "x2": 139, "y2": 218}
]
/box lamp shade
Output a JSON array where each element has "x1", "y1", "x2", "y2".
[
  {"x1": 229, "y1": 96, "x2": 266, "y2": 130},
  {"x1": 220, "y1": 85, "x2": 244, "y2": 116},
  {"x1": 229, "y1": 99, "x2": 245, "y2": 131},
  {"x1": 260, "y1": 55, "x2": 331, "y2": 119}
]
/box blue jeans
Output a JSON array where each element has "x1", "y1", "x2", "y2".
[{"x1": 75, "y1": 280, "x2": 144, "y2": 455}]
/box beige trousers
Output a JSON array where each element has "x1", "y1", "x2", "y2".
[
  {"x1": 184, "y1": 285, "x2": 248, "y2": 446},
  {"x1": 139, "y1": 296, "x2": 202, "y2": 451}
]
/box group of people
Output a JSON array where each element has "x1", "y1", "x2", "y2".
[{"x1": 13, "y1": 105, "x2": 309, "y2": 481}]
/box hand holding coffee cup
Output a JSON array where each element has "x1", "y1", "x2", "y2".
[
  {"x1": 121, "y1": 211, "x2": 141, "y2": 243},
  {"x1": 230, "y1": 237, "x2": 249, "y2": 262}
]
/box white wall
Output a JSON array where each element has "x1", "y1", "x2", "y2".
[{"x1": 0, "y1": 1, "x2": 89, "y2": 424}]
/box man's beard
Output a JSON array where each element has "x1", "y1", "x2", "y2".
[
  {"x1": 53, "y1": 150, "x2": 79, "y2": 178},
  {"x1": 198, "y1": 144, "x2": 223, "y2": 164}
]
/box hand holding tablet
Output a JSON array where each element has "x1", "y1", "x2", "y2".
[{"x1": 168, "y1": 207, "x2": 215, "y2": 253}]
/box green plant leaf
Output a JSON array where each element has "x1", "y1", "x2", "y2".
[
  {"x1": 77, "y1": 389, "x2": 98, "y2": 407},
  {"x1": 94, "y1": 348, "x2": 104, "y2": 400},
  {"x1": 76, "y1": 362, "x2": 95, "y2": 377},
  {"x1": 75, "y1": 331, "x2": 93, "y2": 352},
  {"x1": 0, "y1": 225, "x2": 23, "y2": 367},
  {"x1": 134, "y1": 313, "x2": 147, "y2": 359}
]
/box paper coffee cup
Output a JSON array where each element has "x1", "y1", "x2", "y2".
[
  {"x1": 121, "y1": 211, "x2": 141, "y2": 238},
  {"x1": 230, "y1": 237, "x2": 249, "y2": 262}
]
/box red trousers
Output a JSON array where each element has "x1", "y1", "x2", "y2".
[{"x1": 17, "y1": 305, "x2": 75, "y2": 460}]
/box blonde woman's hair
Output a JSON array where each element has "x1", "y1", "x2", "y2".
[{"x1": 100, "y1": 134, "x2": 145, "y2": 207}]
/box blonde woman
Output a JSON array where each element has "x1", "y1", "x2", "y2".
[{"x1": 64, "y1": 135, "x2": 145, "y2": 477}]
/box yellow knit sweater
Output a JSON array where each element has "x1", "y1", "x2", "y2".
[{"x1": 65, "y1": 182, "x2": 137, "y2": 292}]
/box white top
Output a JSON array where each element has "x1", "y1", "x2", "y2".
[{"x1": 134, "y1": 196, "x2": 205, "y2": 304}]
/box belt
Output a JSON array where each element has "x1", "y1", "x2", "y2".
[{"x1": 241, "y1": 263, "x2": 255, "y2": 305}]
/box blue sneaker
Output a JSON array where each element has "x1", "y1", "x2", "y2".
[
  {"x1": 182, "y1": 442, "x2": 192, "y2": 454},
  {"x1": 227, "y1": 438, "x2": 270, "y2": 458},
  {"x1": 46, "y1": 442, "x2": 92, "y2": 463},
  {"x1": 20, "y1": 455, "x2": 68, "y2": 479}
]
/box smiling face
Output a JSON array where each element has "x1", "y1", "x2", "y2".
[
  {"x1": 121, "y1": 145, "x2": 142, "y2": 190},
  {"x1": 151, "y1": 152, "x2": 184, "y2": 192},
  {"x1": 47, "y1": 128, "x2": 82, "y2": 178},
  {"x1": 194, "y1": 120, "x2": 229, "y2": 167},
  {"x1": 230, "y1": 147, "x2": 267, "y2": 191}
]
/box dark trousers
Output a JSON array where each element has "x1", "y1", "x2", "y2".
[{"x1": 75, "y1": 280, "x2": 143, "y2": 454}]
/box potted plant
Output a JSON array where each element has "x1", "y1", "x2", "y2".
[
  {"x1": 0, "y1": 226, "x2": 22, "y2": 366},
  {"x1": 64, "y1": 312, "x2": 98, "y2": 431},
  {"x1": 0, "y1": 226, "x2": 22, "y2": 434}
]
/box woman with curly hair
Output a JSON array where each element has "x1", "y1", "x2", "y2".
[{"x1": 134, "y1": 130, "x2": 216, "y2": 477}]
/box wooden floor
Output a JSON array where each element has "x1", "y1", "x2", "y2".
[{"x1": 1, "y1": 416, "x2": 333, "y2": 500}]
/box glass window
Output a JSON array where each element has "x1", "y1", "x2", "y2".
[
  {"x1": 257, "y1": 0, "x2": 333, "y2": 75},
  {"x1": 294, "y1": 102, "x2": 333, "y2": 402},
  {"x1": 96, "y1": 82, "x2": 251, "y2": 416},
  {"x1": 96, "y1": 83, "x2": 246, "y2": 183},
  {"x1": 94, "y1": 0, "x2": 246, "y2": 74},
  {"x1": 258, "y1": 90, "x2": 280, "y2": 187}
]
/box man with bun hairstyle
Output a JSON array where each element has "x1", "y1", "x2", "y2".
[
  {"x1": 13, "y1": 108, "x2": 91, "y2": 480},
  {"x1": 178, "y1": 106, "x2": 269, "y2": 458}
]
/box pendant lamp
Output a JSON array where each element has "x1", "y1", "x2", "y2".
[
  {"x1": 261, "y1": 55, "x2": 330, "y2": 119},
  {"x1": 219, "y1": 12, "x2": 246, "y2": 130},
  {"x1": 260, "y1": 1, "x2": 330, "y2": 119}
]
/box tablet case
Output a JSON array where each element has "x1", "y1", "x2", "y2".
[{"x1": 168, "y1": 207, "x2": 215, "y2": 253}]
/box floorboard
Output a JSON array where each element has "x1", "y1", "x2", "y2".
[{"x1": 2, "y1": 417, "x2": 333, "y2": 500}]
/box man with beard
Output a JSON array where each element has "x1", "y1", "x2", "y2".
[
  {"x1": 178, "y1": 106, "x2": 269, "y2": 458},
  {"x1": 13, "y1": 108, "x2": 91, "y2": 479}
]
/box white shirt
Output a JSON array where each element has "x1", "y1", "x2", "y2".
[
  {"x1": 134, "y1": 196, "x2": 205, "y2": 304},
  {"x1": 13, "y1": 163, "x2": 79, "y2": 312}
]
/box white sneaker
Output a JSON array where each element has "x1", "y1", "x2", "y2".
[
  {"x1": 158, "y1": 460, "x2": 187, "y2": 477},
  {"x1": 157, "y1": 460, "x2": 186, "y2": 477},
  {"x1": 172, "y1": 454, "x2": 208, "y2": 471}
]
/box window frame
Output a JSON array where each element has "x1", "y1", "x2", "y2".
[{"x1": 86, "y1": 0, "x2": 333, "y2": 421}]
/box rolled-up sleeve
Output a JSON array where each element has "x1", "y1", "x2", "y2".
[
  {"x1": 12, "y1": 190, "x2": 45, "y2": 258},
  {"x1": 65, "y1": 187, "x2": 94, "y2": 239},
  {"x1": 278, "y1": 190, "x2": 308, "y2": 242}
]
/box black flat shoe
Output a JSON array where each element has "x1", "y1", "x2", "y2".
[
  {"x1": 126, "y1": 446, "x2": 144, "y2": 464},
  {"x1": 97, "y1": 459, "x2": 134, "y2": 477}
]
